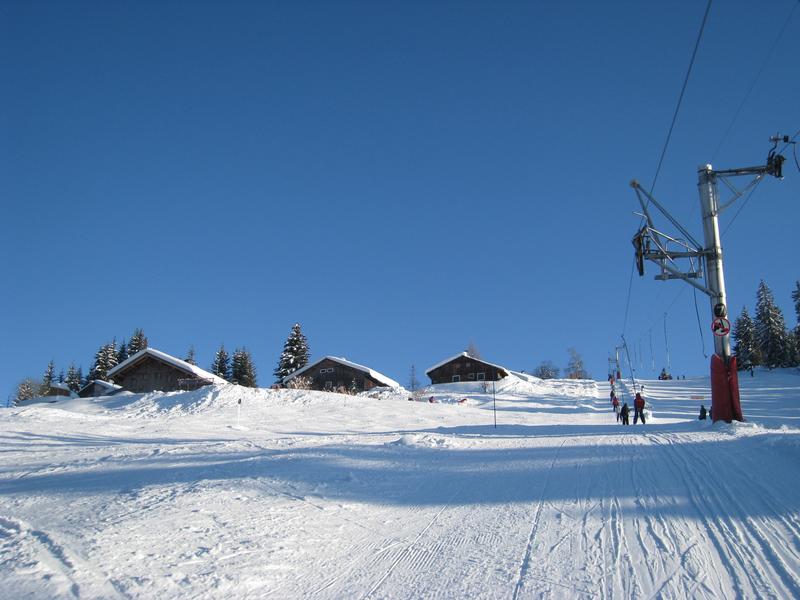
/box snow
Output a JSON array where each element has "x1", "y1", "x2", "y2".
[
  {"x1": 283, "y1": 355, "x2": 400, "y2": 388},
  {"x1": 2, "y1": 369, "x2": 800, "y2": 598},
  {"x1": 107, "y1": 347, "x2": 228, "y2": 385}
]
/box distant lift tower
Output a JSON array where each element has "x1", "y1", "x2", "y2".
[{"x1": 630, "y1": 136, "x2": 787, "y2": 422}]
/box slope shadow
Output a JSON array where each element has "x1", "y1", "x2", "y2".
[{"x1": 2, "y1": 426, "x2": 798, "y2": 521}]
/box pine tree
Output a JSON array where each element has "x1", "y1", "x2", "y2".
[
  {"x1": 184, "y1": 346, "x2": 197, "y2": 366},
  {"x1": 466, "y1": 342, "x2": 481, "y2": 359},
  {"x1": 15, "y1": 378, "x2": 39, "y2": 404},
  {"x1": 792, "y1": 281, "x2": 800, "y2": 366},
  {"x1": 211, "y1": 344, "x2": 231, "y2": 381},
  {"x1": 274, "y1": 323, "x2": 310, "y2": 383},
  {"x1": 90, "y1": 340, "x2": 119, "y2": 381},
  {"x1": 40, "y1": 360, "x2": 56, "y2": 395},
  {"x1": 231, "y1": 347, "x2": 258, "y2": 387},
  {"x1": 127, "y1": 328, "x2": 148, "y2": 356},
  {"x1": 754, "y1": 280, "x2": 789, "y2": 368},
  {"x1": 732, "y1": 306, "x2": 760, "y2": 370},
  {"x1": 792, "y1": 281, "x2": 800, "y2": 328},
  {"x1": 58, "y1": 369, "x2": 65, "y2": 383},
  {"x1": 117, "y1": 339, "x2": 129, "y2": 364},
  {"x1": 65, "y1": 363, "x2": 83, "y2": 393}
]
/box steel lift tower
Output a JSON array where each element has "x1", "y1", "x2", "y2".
[{"x1": 630, "y1": 136, "x2": 788, "y2": 422}]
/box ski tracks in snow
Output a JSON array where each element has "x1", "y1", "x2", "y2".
[
  {"x1": 0, "y1": 515, "x2": 128, "y2": 600},
  {"x1": 512, "y1": 438, "x2": 567, "y2": 600},
  {"x1": 648, "y1": 430, "x2": 800, "y2": 598}
]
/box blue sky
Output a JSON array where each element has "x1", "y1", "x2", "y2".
[{"x1": 2, "y1": 0, "x2": 799, "y2": 400}]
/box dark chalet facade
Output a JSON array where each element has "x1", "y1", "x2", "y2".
[
  {"x1": 283, "y1": 356, "x2": 399, "y2": 393},
  {"x1": 107, "y1": 348, "x2": 226, "y2": 394},
  {"x1": 426, "y1": 352, "x2": 509, "y2": 385},
  {"x1": 78, "y1": 380, "x2": 122, "y2": 398}
]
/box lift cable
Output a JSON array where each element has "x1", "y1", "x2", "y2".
[
  {"x1": 650, "y1": 0, "x2": 713, "y2": 195},
  {"x1": 722, "y1": 128, "x2": 798, "y2": 235},
  {"x1": 711, "y1": 2, "x2": 799, "y2": 162},
  {"x1": 621, "y1": 0, "x2": 713, "y2": 341}
]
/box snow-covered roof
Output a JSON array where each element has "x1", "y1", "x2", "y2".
[
  {"x1": 284, "y1": 356, "x2": 400, "y2": 388},
  {"x1": 425, "y1": 352, "x2": 510, "y2": 376},
  {"x1": 49, "y1": 381, "x2": 71, "y2": 392},
  {"x1": 78, "y1": 379, "x2": 122, "y2": 395},
  {"x1": 107, "y1": 348, "x2": 228, "y2": 385}
]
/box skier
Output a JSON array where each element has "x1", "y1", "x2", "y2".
[
  {"x1": 612, "y1": 395, "x2": 620, "y2": 421},
  {"x1": 633, "y1": 392, "x2": 646, "y2": 425},
  {"x1": 620, "y1": 402, "x2": 630, "y2": 425},
  {"x1": 699, "y1": 404, "x2": 707, "y2": 420}
]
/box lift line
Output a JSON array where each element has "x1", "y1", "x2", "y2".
[{"x1": 629, "y1": 135, "x2": 788, "y2": 422}]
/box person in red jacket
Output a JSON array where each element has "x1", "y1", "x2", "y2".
[
  {"x1": 633, "y1": 392, "x2": 646, "y2": 424},
  {"x1": 612, "y1": 394, "x2": 620, "y2": 421}
]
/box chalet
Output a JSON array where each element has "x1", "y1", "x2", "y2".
[
  {"x1": 426, "y1": 352, "x2": 509, "y2": 385},
  {"x1": 107, "y1": 347, "x2": 227, "y2": 394},
  {"x1": 78, "y1": 379, "x2": 123, "y2": 398},
  {"x1": 45, "y1": 382, "x2": 73, "y2": 397},
  {"x1": 283, "y1": 356, "x2": 399, "y2": 393}
]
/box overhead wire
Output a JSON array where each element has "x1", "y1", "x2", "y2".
[
  {"x1": 620, "y1": 0, "x2": 713, "y2": 346},
  {"x1": 710, "y1": 1, "x2": 799, "y2": 162},
  {"x1": 721, "y1": 128, "x2": 799, "y2": 236},
  {"x1": 650, "y1": 0, "x2": 713, "y2": 195}
]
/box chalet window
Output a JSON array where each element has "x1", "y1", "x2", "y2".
[
  {"x1": 477, "y1": 372, "x2": 486, "y2": 380},
  {"x1": 468, "y1": 373, "x2": 475, "y2": 380},
  {"x1": 452, "y1": 375, "x2": 460, "y2": 382},
  {"x1": 466, "y1": 362, "x2": 471, "y2": 368},
  {"x1": 324, "y1": 381, "x2": 333, "y2": 390}
]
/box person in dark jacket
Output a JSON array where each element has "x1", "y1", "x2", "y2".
[
  {"x1": 620, "y1": 402, "x2": 630, "y2": 425},
  {"x1": 699, "y1": 404, "x2": 707, "y2": 420},
  {"x1": 633, "y1": 392, "x2": 646, "y2": 424}
]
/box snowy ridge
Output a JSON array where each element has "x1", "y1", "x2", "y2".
[{"x1": 2, "y1": 370, "x2": 800, "y2": 598}]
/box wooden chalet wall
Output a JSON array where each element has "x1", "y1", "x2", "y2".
[
  {"x1": 78, "y1": 382, "x2": 110, "y2": 398},
  {"x1": 302, "y1": 358, "x2": 383, "y2": 393},
  {"x1": 427, "y1": 355, "x2": 507, "y2": 384},
  {"x1": 112, "y1": 356, "x2": 208, "y2": 393}
]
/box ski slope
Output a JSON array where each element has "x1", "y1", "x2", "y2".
[{"x1": 2, "y1": 370, "x2": 800, "y2": 599}]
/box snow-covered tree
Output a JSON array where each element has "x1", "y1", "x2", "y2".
[
  {"x1": 466, "y1": 342, "x2": 481, "y2": 359},
  {"x1": 274, "y1": 323, "x2": 310, "y2": 383},
  {"x1": 127, "y1": 328, "x2": 148, "y2": 356},
  {"x1": 211, "y1": 344, "x2": 231, "y2": 381},
  {"x1": 533, "y1": 360, "x2": 560, "y2": 379},
  {"x1": 732, "y1": 306, "x2": 760, "y2": 370},
  {"x1": 90, "y1": 340, "x2": 119, "y2": 381},
  {"x1": 65, "y1": 363, "x2": 83, "y2": 393},
  {"x1": 40, "y1": 360, "x2": 56, "y2": 395},
  {"x1": 754, "y1": 280, "x2": 789, "y2": 368},
  {"x1": 792, "y1": 281, "x2": 800, "y2": 327},
  {"x1": 15, "y1": 378, "x2": 39, "y2": 405},
  {"x1": 231, "y1": 348, "x2": 258, "y2": 388},
  {"x1": 184, "y1": 346, "x2": 197, "y2": 366},
  {"x1": 565, "y1": 348, "x2": 590, "y2": 379},
  {"x1": 792, "y1": 281, "x2": 800, "y2": 366},
  {"x1": 117, "y1": 339, "x2": 129, "y2": 364}
]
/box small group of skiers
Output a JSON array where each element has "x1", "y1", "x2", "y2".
[{"x1": 610, "y1": 390, "x2": 647, "y2": 425}]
